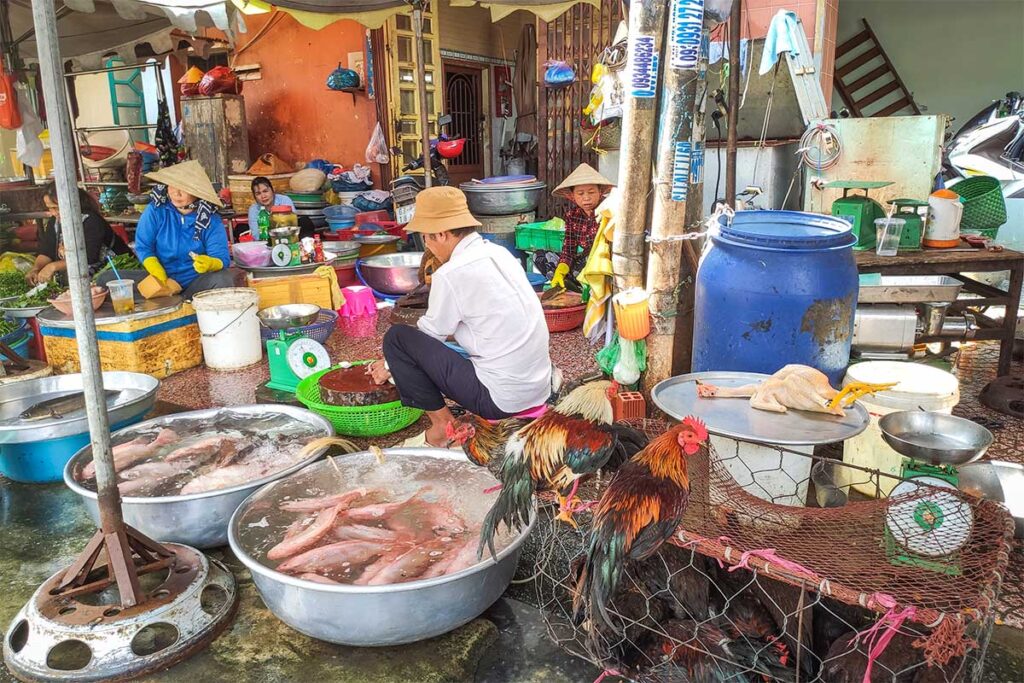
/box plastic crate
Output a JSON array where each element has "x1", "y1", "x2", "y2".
[{"x1": 515, "y1": 218, "x2": 566, "y2": 252}]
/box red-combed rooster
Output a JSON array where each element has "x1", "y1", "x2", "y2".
[
  {"x1": 445, "y1": 415, "x2": 526, "y2": 473},
  {"x1": 477, "y1": 380, "x2": 628, "y2": 559},
  {"x1": 573, "y1": 417, "x2": 709, "y2": 635}
]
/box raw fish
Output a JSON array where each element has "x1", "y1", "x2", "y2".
[
  {"x1": 179, "y1": 462, "x2": 276, "y2": 495},
  {"x1": 364, "y1": 538, "x2": 453, "y2": 586},
  {"x1": 297, "y1": 573, "x2": 341, "y2": 585},
  {"x1": 116, "y1": 461, "x2": 182, "y2": 496},
  {"x1": 279, "y1": 487, "x2": 384, "y2": 513},
  {"x1": 267, "y1": 505, "x2": 342, "y2": 561},
  {"x1": 330, "y1": 523, "x2": 401, "y2": 543},
  {"x1": 276, "y1": 540, "x2": 388, "y2": 574},
  {"x1": 82, "y1": 428, "x2": 178, "y2": 479},
  {"x1": 165, "y1": 435, "x2": 237, "y2": 462},
  {"x1": 340, "y1": 489, "x2": 428, "y2": 523},
  {"x1": 21, "y1": 389, "x2": 120, "y2": 422}
]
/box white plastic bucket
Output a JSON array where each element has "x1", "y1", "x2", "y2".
[
  {"x1": 191, "y1": 288, "x2": 262, "y2": 370},
  {"x1": 713, "y1": 436, "x2": 813, "y2": 507},
  {"x1": 838, "y1": 361, "x2": 960, "y2": 496}
]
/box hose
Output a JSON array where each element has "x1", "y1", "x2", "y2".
[{"x1": 798, "y1": 122, "x2": 843, "y2": 171}]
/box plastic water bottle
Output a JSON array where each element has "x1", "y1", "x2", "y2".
[{"x1": 257, "y1": 206, "x2": 271, "y2": 242}]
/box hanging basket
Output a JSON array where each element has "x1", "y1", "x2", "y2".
[{"x1": 581, "y1": 116, "x2": 622, "y2": 152}]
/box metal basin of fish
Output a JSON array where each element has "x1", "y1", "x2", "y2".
[
  {"x1": 228, "y1": 448, "x2": 536, "y2": 646},
  {"x1": 0, "y1": 372, "x2": 158, "y2": 483},
  {"x1": 64, "y1": 405, "x2": 334, "y2": 549}
]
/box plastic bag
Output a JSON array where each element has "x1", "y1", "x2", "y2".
[
  {"x1": 544, "y1": 60, "x2": 575, "y2": 89},
  {"x1": 198, "y1": 66, "x2": 242, "y2": 96},
  {"x1": 0, "y1": 60, "x2": 21, "y2": 130},
  {"x1": 14, "y1": 83, "x2": 42, "y2": 169},
  {"x1": 326, "y1": 65, "x2": 360, "y2": 91},
  {"x1": 366, "y1": 122, "x2": 391, "y2": 165}
]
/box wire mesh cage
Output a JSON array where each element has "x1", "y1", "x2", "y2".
[{"x1": 514, "y1": 418, "x2": 1013, "y2": 682}]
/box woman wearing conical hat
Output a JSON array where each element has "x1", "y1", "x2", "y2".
[
  {"x1": 98, "y1": 160, "x2": 233, "y2": 298},
  {"x1": 535, "y1": 163, "x2": 613, "y2": 291}
]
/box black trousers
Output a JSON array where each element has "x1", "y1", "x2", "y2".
[{"x1": 383, "y1": 324, "x2": 513, "y2": 420}]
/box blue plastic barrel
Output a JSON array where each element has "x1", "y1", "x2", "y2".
[
  {"x1": 692, "y1": 211, "x2": 858, "y2": 385},
  {"x1": 480, "y1": 231, "x2": 526, "y2": 264}
]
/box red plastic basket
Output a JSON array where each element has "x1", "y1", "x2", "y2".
[{"x1": 544, "y1": 304, "x2": 586, "y2": 333}]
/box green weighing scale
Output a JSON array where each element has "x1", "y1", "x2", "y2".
[
  {"x1": 259, "y1": 305, "x2": 332, "y2": 394},
  {"x1": 878, "y1": 412, "x2": 993, "y2": 576},
  {"x1": 889, "y1": 198, "x2": 929, "y2": 251},
  {"x1": 826, "y1": 180, "x2": 893, "y2": 250}
]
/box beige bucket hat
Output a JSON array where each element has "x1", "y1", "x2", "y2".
[
  {"x1": 405, "y1": 186, "x2": 482, "y2": 234},
  {"x1": 552, "y1": 163, "x2": 614, "y2": 199},
  {"x1": 145, "y1": 160, "x2": 223, "y2": 207}
]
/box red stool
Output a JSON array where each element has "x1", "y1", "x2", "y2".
[{"x1": 26, "y1": 316, "x2": 46, "y2": 362}]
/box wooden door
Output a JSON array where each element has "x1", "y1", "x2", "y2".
[{"x1": 443, "y1": 64, "x2": 485, "y2": 186}]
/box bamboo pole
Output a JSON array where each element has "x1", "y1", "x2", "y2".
[
  {"x1": 725, "y1": 0, "x2": 741, "y2": 203},
  {"x1": 412, "y1": 3, "x2": 432, "y2": 188},
  {"x1": 642, "y1": 1, "x2": 712, "y2": 393},
  {"x1": 611, "y1": 1, "x2": 667, "y2": 291}
]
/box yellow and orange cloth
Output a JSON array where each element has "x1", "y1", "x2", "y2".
[{"x1": 578, "y1": 188, "x2": 619, "y2": 341}]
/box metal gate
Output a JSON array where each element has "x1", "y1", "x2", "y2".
[
  {"x1": 537, "y1": 0, "x2": 623, "y2": 216},
  {"x1": 444, "y1": 64, "x2": 485, "y2": 187}
]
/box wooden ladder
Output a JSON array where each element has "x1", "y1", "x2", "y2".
[{"x1": 833, "y1": 18, "x2": 920, "y2": 117}]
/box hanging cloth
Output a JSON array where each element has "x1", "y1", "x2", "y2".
[
  {"x1": 579, "y1": 188, "x2": 619, "y2": 341},
  {"x1": 154, "y1": 96, "x2": 178, "y2": 166}
]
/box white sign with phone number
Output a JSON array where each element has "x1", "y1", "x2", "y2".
[{"x1": 670, "y1": 0, "x2": 704, "y2": 70}]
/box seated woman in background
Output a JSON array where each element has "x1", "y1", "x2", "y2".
[
  {"x1": 247, "y1": 176, "x2": 294, "y2": 234},
  {"x1": 28, "y1": 184, "x2": 129, "y2": 285},
  {"x1": 97, "y1": 160, "x2": 233, "y2": 299}
]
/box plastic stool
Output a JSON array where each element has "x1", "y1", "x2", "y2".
[{"x1": 339, "y1": 286, "x2": 377, "y2": 317}]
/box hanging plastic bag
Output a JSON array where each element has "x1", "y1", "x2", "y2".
[
  {"x1": 365, "y1": 122, "x2": 391, "y2": 164},
  {"x1": 14, "y1": 83, "x2": 43, "y2": 169},
  {"x1": 0, "y1": 59, "x2": 22, "y2": 130},
  {"x1": 198, "y1": 66, "x2": 241, "y2": 96},
  {"x1": 544, "y1": 60, "x2": 575, "y2": 89},
  {"x1": 327, "y1": 64, "x2": 360, "y2": 91}
]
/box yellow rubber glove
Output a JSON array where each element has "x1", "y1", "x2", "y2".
[
  {"x1": 192, "y1": 255, "x2": 223, "y2": 274},
  {"x1": 550, "y1": 262, "x2": 570, "y2": 290},
  {"x1": 142, "y1": 256, "x2": 167, "y2": 284}
]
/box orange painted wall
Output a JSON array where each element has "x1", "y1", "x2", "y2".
[{"x1": 233, "y1": 13, "x2": 380, "y2": 177}]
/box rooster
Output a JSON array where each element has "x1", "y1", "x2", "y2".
[
  {"x1": 477, "y1": 380, "x2": 632, "y2": 559},
  {"x1": 445, "y1": 415, "x2": 526, "y2": 475},
  {"x1": 573, "y1": 418, "x2": 708, "y2": 636},
  {"x1": 652, "y1": 618, "x2": 796, "y2": 682}
]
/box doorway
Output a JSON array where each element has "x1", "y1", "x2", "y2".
[{"x1": 443, "y1": 63, "x2": 485, "y2": 186}]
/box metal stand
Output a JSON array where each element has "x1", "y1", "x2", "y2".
[{"x1": 3, "y1": 3, "x2": 237, "y2": 679}]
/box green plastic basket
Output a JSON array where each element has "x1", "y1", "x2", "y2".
[
  {"x1": 954, "y1": 176, "x2": 1006, "y2": 233},
  {"x1": 295, "y1": 364, "x2": 423, "y2": 437},
  {"x1": 515, "y1": 218, "x2": 566, "y2": 252}
]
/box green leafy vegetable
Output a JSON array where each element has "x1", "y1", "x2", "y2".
[
  {"x1": 0, "y1": 272, "x2": 30, "y2": 299},
  {"x1": 10, "y1": 280, "x2": 64, "y2": 309},
  {"x1": 0, "y1": 319, "x2": 20, "y2": 337},
  {"x1": 92, "y1": 253, "x2": 142, "y2": 281}
]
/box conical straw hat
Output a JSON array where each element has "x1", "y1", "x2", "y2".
[
  {"x1": 552, "y1": 163, "x2": 614, "y2": 198},
  {"x1": 145, "y1": 160, "x2": 223, "y2": 207}
]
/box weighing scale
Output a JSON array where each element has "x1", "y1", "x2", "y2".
[
  {"x1": 826, "y1": 180, "x2": 893, "y2": 250},
  {"x1": 266, "y1": 333, "x2": 331, "y2": 393},
  {"x1": 879, "y1": 411, "x2": 993, "y2": 576},
  {"x1": 889, "y1": 198, "x2": 929, "y2": 251}
]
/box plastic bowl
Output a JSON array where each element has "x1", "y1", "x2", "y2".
[
  {"x1": 233, "y1": 241, "x2": 273, "y2": 268},
  {"x1": 324, "y1": 204, "x2": 360, "y2": 221},
  {"x1": 48, "y1": 286, "x2": 107, "y2": 316}
]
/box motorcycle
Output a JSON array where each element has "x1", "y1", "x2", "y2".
[
  {"x1": 391, "y1": 113, "x2": 466, "y2": 227},
  {"x1": 944, "y1": 91, "x2": 1024, "y2": 199}
]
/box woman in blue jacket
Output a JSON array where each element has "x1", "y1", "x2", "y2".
[{"x1": 100, "y1": 160, "x2": 233, "y2": 299}]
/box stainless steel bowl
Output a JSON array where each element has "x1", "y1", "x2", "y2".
[
  {"x1": 257, "y1": 304, "x2": 321, "y2": 330},
  {"x1": 64, "y1": 405, "x2": 334, "y2": 549},
  {"x1": 878, "y1": 411, "x2": 992, "y2": 466},
  {"x1": 358, "y1": 252, "x2": 423, "y2": 295},
  {"x1": 228, "y1": 448, "x2": 535, "y2": 645},
  {"x1": 0, "y1": 372, "x2": 159, "y2": 444},
  {"x1": 353, "y1": 234, "x2": 401, "y2": 245},
  {"x1": 958, "y1": 460, "x2": 1024, "y2": 539},
  {"x1": 269, "y1": 225, "x2": 300, "y2": 243},
  {"x1": 460, "y1": 181, "x2": 546, "y2": 215}
]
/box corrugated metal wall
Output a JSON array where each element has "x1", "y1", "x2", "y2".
[{"x1": 537, "y1": 0, "x2": 623, "y2": 217}]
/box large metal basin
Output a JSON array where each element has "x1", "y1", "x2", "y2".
[
  {"x1": 958, "y1": 460, "x2": 1024, "y2": 539},
  {"x1": 358, "y1": 252, "x2": 423, "y2": 295},
  {"x1": 228, "y1": 448, "x2": 535, "y2": 646},
  {"x1": 64, "y1": 405, "x2": 334, "y2": 549},
  {"x1": 460, "y1": 181, "x2": 546, "y2": 215}
]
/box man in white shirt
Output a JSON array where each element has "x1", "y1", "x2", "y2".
[{"x1": 368, "y1": 187, "x2": 552, "y2": 447}]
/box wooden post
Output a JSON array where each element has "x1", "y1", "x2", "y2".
[
  {"x1": 642, "y1": 1, "x2": 711, "y2": 393},
  {"x1": 412, "y1": 3, "x2": 432, "y2": 188},
  {"x1": 725, "y1": 0, "x2": 741, "y2": 203},
  {"x1": 611, "y1": 1, "x2": 668, "y2": 291}
]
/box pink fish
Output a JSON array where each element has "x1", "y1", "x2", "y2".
[
  {"x1": 386, "y1": 498, "x2": 467, "y2": 542},
  {"x1": 267, "y1": 505, "x2": 342, "y2": 561},
  {"x1": 340, "y1": 489, "x2": 428, "y2": 524},
  {"x1": 438, "y1": 537, "x2": 481, "y2": 576},
  {"x1": 297, "y1": 572, "x2": 341, "y2": 585},
  {"x1": 331, "y1": 523, "x2": 400, "y2": 543},
  {"x1": 179, "y1": 461, "x2": 276, "y2": 495},
  {"x1": 116, "y1": 461, "x2": 181, "y2": 496},
  {"x1": 81, "y1": 428, "x2": 178, "y2": 479},
  {"x1": 276, "y1": 540, "x2": 387, "y2": 574},
  {"x1": 165, "y1": 435, "x2": 236, "y2": 462},
  {"x1": 363, "y1": 538, "x2": 453, "y2": 586},
  {"x1": 279, "y1": 487, "x2": 385, "y2": 513}
]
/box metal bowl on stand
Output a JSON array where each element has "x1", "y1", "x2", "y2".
[
  {"x1": 878, "y1": 412, "x2": 992, "y2": 465},
  {"x1": 257, "y1": 304, "x2": 321, "y2": 330},
  {"x1": 957, "y1": 460, "x2": 1024, "y2": 538},
  {"x1": 228, "y1": 447, "x2": 536, "y2": 645},
  {"x1": 358, "y1": 252, "x2": 423, "y2": 295},
  {"x1": 63, "y1": 405, "x2": 334, "y2": 548},
  {"x1": 459, "y1": 181, "x2": 546, "y2": 215}
]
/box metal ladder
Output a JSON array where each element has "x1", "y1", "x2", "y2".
[{"x1": 833, "y1": 18, "x2": 920, "y2": 117}]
